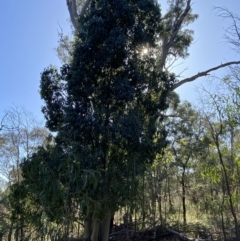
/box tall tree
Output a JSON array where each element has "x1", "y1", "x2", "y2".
[{"x1": 38, "y1": 0, "x2": 172, "y2": 240}]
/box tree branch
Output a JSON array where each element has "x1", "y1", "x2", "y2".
[
  {"x1": 167, "y1": 0, "x2": 191, "y2": 48},
  {"x1": 57, "y1": 25, "x2": 73, "y2": 56},
  {"x1": 66, "y1": 0, "x2": 79, "y2": 31},
  {"x1": 79, "y1": 0, "x2": 91, "y2": 18},
  {"x1": 159, "y1": 0, "x2": 191, "y2": 70},
  {"x1": 66, "y1": 0, "x2": 92, "y2": 32},
  {"x1": 0, "y1": 114, "x2": 8, "y2": 131},
  {"x1": 215, "y1": 7, "x2": 240, "y2": 42},
  {"x1": 78, "y1": 0, "x2": 92, "y2": 31},
  {"x1": 172, "y1": 61, "x2": 240, "y2": 90}
]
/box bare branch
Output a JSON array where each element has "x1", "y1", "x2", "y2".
[
  {"x1": 173, "y1": 61, "x2": 240, "y2": 90},
  {"x1": 215, "y1": 7, "x2": 240, "y2": 41},
  {"x1": 56, "y1": 24, "x2": 74, "y2": 63},
  {"x1": 57, "y1": 25, "x2": 73, "y2": 56},
  {"x1": 215, "y1": 7, "x2": 240, "y2": 53},
  {"x1": 0, "y1": 114, "x2": 8, "y2": 131}
]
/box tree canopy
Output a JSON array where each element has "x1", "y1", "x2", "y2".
[{"x1": 38, "y1": 0, "x2": 175, "y2": 240}]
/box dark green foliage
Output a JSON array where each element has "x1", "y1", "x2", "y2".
[
  {"x1": 21, "y1": 142, "x2": 64, "y2": 222},
  {"x1": 38, "y1": 0, "x2": 174, "y2": 221},
  {"x1": 40, "y1": 67, "x2": 66, "y2": 132}
]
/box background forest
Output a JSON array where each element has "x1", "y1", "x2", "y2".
[{"x1": 1, "y1": 0, "x2": 240, "y2": 241}]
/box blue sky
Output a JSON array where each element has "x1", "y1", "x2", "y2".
[{"x1": 0, "y1": 0, "x2": 240, "y2": 122}]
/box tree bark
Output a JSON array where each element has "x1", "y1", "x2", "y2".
[
  {"x1": 8, "y1": 222, "x2": 13, "y2": 241},
  {"x1": 66, "y1": 0, "x2": 92, "y2": 32},
  {"x1": 181, "y1": 170, "x2": 187, "y2": 226},
  {"x1": 99, "y1": 209, "x2": 111, "y2": 241},
  {"x1": 83, "y1": 218, "x2": 92, "y2": 240},
  {"x1": 90, "y1": 217, "x2": 99, "y2": 241},
  {"x1": 66, "y1": 0, "x2": 79, "y2": 31}
]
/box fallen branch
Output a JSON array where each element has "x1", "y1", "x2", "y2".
[{"x1": 165, "y1": 227, "x2": 193, "y2": 241}]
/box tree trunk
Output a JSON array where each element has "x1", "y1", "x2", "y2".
[
  {"x1": 20, "y1": 225, "x2": 24, "y2": 241},
  {"x1": 158, "y1": 182, "x2": 162, "y2": 225},
  {"x1": 216, "y1": 141, "x2": 239, "y2": 240},
  {"x1": 221, "y1": 197, "x2": 227, "y2": 241},
  {"x1": 83, "y1": 218, "x2": 92, "y2": 240},
  {"x1": 99, "y1": 210, "x2": 111, "y2": 241},
  {"x1": 109, "y1": 212, "x2": 114, "y2": 234},
  {"x1": 83, "y1": 209, "x2": 114, "y2": 241},
  {"x1": 90, "y1": 217, "x2": 99, "y2": 241},
  {"x1": 8, "y1": 222, "x2": 13, "y2": 241},
  {"x1": 207, "y1": 119, "x2": 240, "y2": 241},
  {"x1": 181, "y1": 170, "x2": 187, "y2": 226}
]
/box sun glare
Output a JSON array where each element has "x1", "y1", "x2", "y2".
[{"x1": 142, "y1": 48, "x2": 148, "y2": 55}]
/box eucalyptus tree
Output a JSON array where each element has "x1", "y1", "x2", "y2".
[{"x1": 197, "y1": 81, "x2": 240, "y2": 239}]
